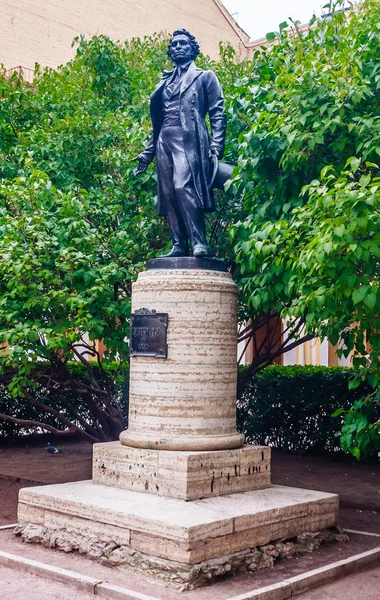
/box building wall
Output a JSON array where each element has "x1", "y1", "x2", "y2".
[
  {"x1": 1, "y1": 0, "x2": 249, "y2": 70},
  {"x1": 240, "y1": 323, "x2": 353, "y2": 368}
]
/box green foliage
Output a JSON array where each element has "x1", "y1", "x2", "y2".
[
  {"x1": 0, "y1": 35, "x2": 169, "y2": 383},
  {"x1": 332, "y1": 397, "x2": 380, "y2": 459},
  {"x1": 0, "y1": 35, "x2": 172, "y2": 439},
  {"x1": 0, "y1": 33, "x2": 251, "y2": 440},
  {"x1": 230, "y1": 0, "x2": 380, "y2": 456},
  {"x1": 237, "y1": 365, "x2": 377, "y2": 457}
]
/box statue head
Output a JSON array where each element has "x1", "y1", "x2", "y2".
[{"x1": 167, "y1": 29, "x2": 200, "y2": 65}]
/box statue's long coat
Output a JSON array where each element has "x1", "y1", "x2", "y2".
[{"x1": 139, "y1": 61, "x2": 226, "y2": 216}]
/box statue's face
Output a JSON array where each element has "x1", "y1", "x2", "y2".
[{"x1": 168, "y1": 35, "x2": 193, "y2": 64}]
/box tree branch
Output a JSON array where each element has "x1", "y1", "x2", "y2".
[{"x1": 0, "y1": 412, "x2": 98, "y2": 443}]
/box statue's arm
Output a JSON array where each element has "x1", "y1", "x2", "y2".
[
  {"x1": 138, "y1": 135, "x2": 156, "y2": 164},
  {"x1": 204, "y1": 71, "x2": 226, "y2": 159},
  {"x1": 132, "y1": 135, "x2": 156, "y2": 174}
]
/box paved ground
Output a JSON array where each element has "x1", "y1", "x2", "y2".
[
  {"x1": 0, "y1": 438, "x2": 93, "y2": 525},
  {"x1": 0, "y1": 564, "x2": 95, "y2": 600},
  {"x1": 298, "y1": 564, "x2": 380, "y2": 599},
  {"x1": 271, "y1": 450, "x2": 380, "y2": 512},
  {"x1": 0, "y1": 551, "x2": 379, "y2": 600}
]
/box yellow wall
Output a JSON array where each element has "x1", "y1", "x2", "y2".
[{"x1": 1, "y1": 0, "x2": 249, "y2": 69}]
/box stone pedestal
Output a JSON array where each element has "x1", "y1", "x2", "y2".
[
  {"x1": 17, "y1": 483, "x2": 338, "y2": 589},
  {"x1": 120, "y1": 268, "x2": 244, "y2": 451},
  {"x1": 16, "y1": 262, "x2": 339, "y2": 589},
  {"x1": 93, "y1": 442, "x2": 271, "y2": 501}
]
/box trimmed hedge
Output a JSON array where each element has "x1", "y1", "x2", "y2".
[
  {"x1": 237, "y1": 365, "x2": 376, "y2": 455},
  {"x1": 0, "y1": 361, "x2": 129, "y2": 440},
  {"x1": 1, "y1": 362, "x2": 377, "y2": 457}
]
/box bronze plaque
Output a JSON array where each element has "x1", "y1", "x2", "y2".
[{"x1": 130, "y1": 308, "x2": 168, "y2": 358}]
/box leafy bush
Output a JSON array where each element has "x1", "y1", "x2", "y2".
[
  {"x1": 237, "y1": 365, "x2": 377, "y2": 457},
  {"x1": 229, "y1": 0, "x2": 380, "y2": 457},
  {"x1": 0, "y1": 361, "x2": 129, "y2": 440}
]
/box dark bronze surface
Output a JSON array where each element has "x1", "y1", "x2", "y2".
[
  {"x1": 130, "y1": 308, "x2": 168, "y2": 358},
  {"x1": 146, "y1": 256, "x2": 227, "y2": 272},
  {"x1": 134, "y1": 29, "x2": 227, "y2": 258},
  {"x1": 211, "y1": 158, "x2": 235, "y2": 190}
]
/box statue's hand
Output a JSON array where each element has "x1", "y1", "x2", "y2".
[
  {"x1": 131, "y1": 155, "x2": 150, "y2": 175},
  {"x1": 209, "y1": 144, "x2": 223, "y2": 160}
]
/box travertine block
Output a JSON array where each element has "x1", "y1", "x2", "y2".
[
  {"x1": 120, "y1": 269, "x2": 244, "y2": 451},
  {"x1": 17, "y1": 481, "x2": 339, "y2": 566},
  {"x1": 17, "y1": 504, "x2": 45, "y2": 525},
  {"x1": 93, "y1": 442, "x2": 271, "y2": 500},
  {"x1": 44, "y1": 512, "x2": 131, "y2": 546}
]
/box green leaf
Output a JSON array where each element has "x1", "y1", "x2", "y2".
[
  {"x1": 344, "y1": 156, "x2": 361, "y2": 173},
  {"x1": 352, "y1": 286, "x2": 369, "y2": 305},
  {"x1": 359, "y1": 174, "x2": 371, "y2": 187},
  {"x1": 363, "y1": 293, "x2": 377, "y2": 310},
  {"x1": 331, "y1": 408, "x2": 345, "y2": 418}
]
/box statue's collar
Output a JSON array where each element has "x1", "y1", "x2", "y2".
[
  {"x1": 176, "y1": 60, "x2": 192, "y2": 73},
  {"x1": 153, "y1": 62, "x2": 202, "y2": 97},
  {"x1": 162, "y1": 60, "x2": 194, "y2": 79}
]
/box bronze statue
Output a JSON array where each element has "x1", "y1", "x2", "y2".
[{"x1": 134, "y1": 29, "x2": 226, "y2": 258}]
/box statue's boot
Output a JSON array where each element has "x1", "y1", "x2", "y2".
[
  {"x1": 193, "y1": 244, "x2": 209, "y2": 258},
  {"x1": 160, "y1": 244, "x2": 188, "y2": 258}
]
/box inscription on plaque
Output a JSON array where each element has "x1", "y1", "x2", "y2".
[{"x1": 130, "y1": 308, "x2": 168, "y2": 358}]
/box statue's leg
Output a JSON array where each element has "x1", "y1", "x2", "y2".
[
  {"x1": 156, "y1": 132, "x2": 189, "y2": 256},
  {"x1": 177, "y1": 192, "x2": 208, "y2": 257},
  {"x1": 167, "y1": 128, "x2": 209, "y2": 257}
]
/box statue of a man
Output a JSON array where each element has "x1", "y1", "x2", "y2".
[{"x1": 134, "y1": 29, "x2": 226, "y2": 258}]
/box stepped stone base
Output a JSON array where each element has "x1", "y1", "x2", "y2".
[
  {"x1": 17, "y1": 481, "x2": 338, "y2": 588},
  {"x1": 93, "y1": 442, "x2": 271, "y2": 501}
]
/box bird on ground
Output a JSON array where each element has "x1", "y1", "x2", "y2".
[{"x1": 46, "y1": 442, "x2": 60, "y2": 455}]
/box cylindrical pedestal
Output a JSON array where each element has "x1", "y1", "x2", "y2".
[{"x1": 120, "y1": 268, "x2": 244, "y2": 451}]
